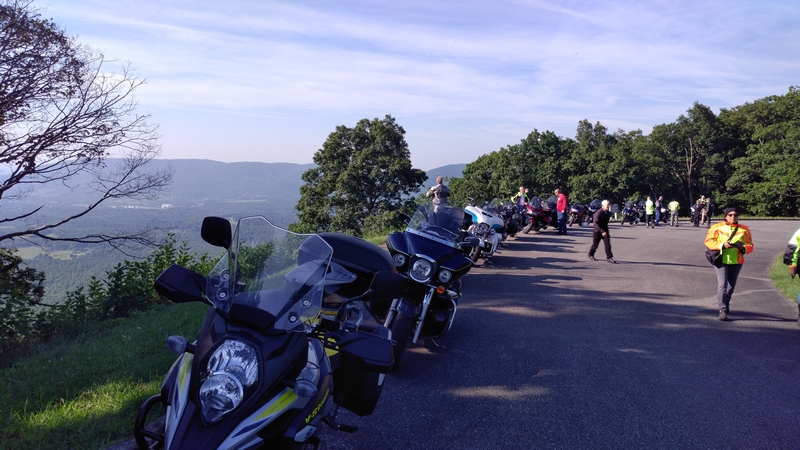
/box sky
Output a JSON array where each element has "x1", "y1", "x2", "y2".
[{"x1": 43, "y1": 0, "x2": 800, "y2": 171}]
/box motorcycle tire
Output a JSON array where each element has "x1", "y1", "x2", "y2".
[
  {"x1": 469, "y1": 245, "x2": 482, "y2": 262},
  {"x1": 390, "y1": 313, "x2": 414, "y2": 370},
  {"x1": 522, "y1": 222, "x2": 533, "y2": 234},
  {"x1": 569, "y1": 215, "x2": 576, "y2": 227}
]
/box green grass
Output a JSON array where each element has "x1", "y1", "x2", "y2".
[
  {"x1": 770, "y1": 254, "x2": 800, "y2": 305},
  {"x1": 0, "y1": 303, "x2": 207, "y2": 450}
]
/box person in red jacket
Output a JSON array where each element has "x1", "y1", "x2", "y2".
[
  {"x1": 555, "y1": 188, "x2": 568, "y2": 235},
  {"x1": 704, "y1": 207, "x2": 754, "y2": 321}
]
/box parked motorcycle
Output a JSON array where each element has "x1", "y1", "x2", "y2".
[
  {"x1": 379, "y1": 202, "x2": 477, "y2": 368},
  {"x1": 134, "y1": 215, "x2": 404, "y2": 449},
  {"x1": 521, "y1": 196, "x2": 552, "y2": 233},
  {"x1": 497, "y1": 202, "x2": 520, "y2": 238},
  {"x1": 621, "y1": 200, "x2": 639, "y2": 225},
  {"x1": 583, "y1": 199, "x2": 602, "y2": 225},
  {"x1": 464, "y1": 198, "x2": 507, "y2": 262},
  {"x1": 569, "y1": 202, "x2": 587, "y2": 227}
]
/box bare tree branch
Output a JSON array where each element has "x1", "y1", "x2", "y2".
[{"x1": 0, "y1": 0, "x2": 173, "y2": 250}]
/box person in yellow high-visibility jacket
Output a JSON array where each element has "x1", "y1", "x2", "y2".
[{"x1": 704, "y1": 207, "x2": 754, "y2": 321}]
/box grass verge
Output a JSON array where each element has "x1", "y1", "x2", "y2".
[
  {"x1": 0, "y1": 303, "x2": 207, "y2": 450},
  {"x1": 770, "y1": 254, "x2": 800, "y2": 305}
]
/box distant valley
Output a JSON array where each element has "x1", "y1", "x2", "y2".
[{"x1": 3, "y1": 159, "x2": 465, "y2": 302}]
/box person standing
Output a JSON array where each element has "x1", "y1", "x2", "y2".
[
  {"x1": 511, "y1": 186, "x2": 529, "y2": 212},
  {"x1": 645, "y1": 196, "x2": 655, "y2": 228},
  {"x1": 668, "y1": 199, "x2": 680, "y2": 227},
  {"x1": 426, "y1": 176, "x2": 450, "y2": 210},
  {"x1": 654, "y1": 196, "x2": 664, "y2": 226},
  {"x1": 691, "y1": 199, "x2": 703, "y2": 227},
  {"x1": 588, "y1": 200, "x2": 616, "y2": 263},
  {"x1": 705, "y1": 197, "x2": 715, "y2": 228},
  {"x1": 704, "y1": 207, "x2": 754, "y2": 321},
  {"x1": 555, "y1": 188, "x2": 568, "y2": 235},
  {"x1": 787, "y1": 227, "x2": 800, "y2": 322}
]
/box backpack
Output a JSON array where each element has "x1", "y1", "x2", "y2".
[{"x1": 783, "y1": 243, "x2": 798, "y2": 265}]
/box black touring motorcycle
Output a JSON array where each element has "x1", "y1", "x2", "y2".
[
  {"x1": 134, "y1": 215, "x2": 405, "y2": 449},
  {"x1": 372, "y1": 203, "x2": 477, "y2": 368}
]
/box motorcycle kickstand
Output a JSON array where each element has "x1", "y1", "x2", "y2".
[
  {"x1": 323, "y1": 405, "x2": 358, "y2": 433},
  {"x1": 430, "y1": 338, "x2": 447, "y2": 349}
]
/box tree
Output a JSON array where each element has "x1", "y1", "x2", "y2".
[
  {"x1": 722, "y1": 86, "x2": 800, "y2": 215},
  {"x1": 0, "y1": 0, "x2": 173, "y2": 251},
  {"x1": 292, "y1": 115, "x2": 426, "y2": 236}
]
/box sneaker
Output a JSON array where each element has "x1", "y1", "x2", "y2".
[
  {"x1": 589, "y1": 255, "x2": 597, "y2": 261},
  {"x1": 607, "y1": 258, "x2": 617, "y2": 264},
  {"x1": 718, "y1": 308, "x2": 727, "y2": 321}
]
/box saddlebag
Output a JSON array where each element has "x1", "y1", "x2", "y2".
[{"x1": 328, "y1": 328, "x2": 394, "y2": 416}]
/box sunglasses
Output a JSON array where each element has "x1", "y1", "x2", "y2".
[{"x1": 726, "y1": 213, "x2": 738, "y2": 217}]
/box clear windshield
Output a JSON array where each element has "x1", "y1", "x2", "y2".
[
  {"x1": 205, "y1": 216, "x2": 333, "y2": 332},
  {"x1": 484, "y1": 198, "x2": 505, "y2": 214},
  {"x1": 408, "y1": 201, "x2": 465, "y2": 243}
]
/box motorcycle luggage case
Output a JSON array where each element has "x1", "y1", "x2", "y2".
[
  {"x1": 319, "y1": 233, "x2": 394, "y2": 298},
  {"x1": 329, "y1": 328, "x2": 394, "y2": 416}
]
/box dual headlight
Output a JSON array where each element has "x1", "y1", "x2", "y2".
[
  {"x1": 395, "y1": 254, "x2": 452, "y2": 284},
  {"x1": 199, "y1": 339, "x2": 259, "y2": 424}
]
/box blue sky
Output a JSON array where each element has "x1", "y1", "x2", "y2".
[{"x1": 47, "y1": 0, "x2": 799, "y2": 170}]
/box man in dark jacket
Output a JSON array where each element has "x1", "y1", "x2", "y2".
[{"x1": 588, "y1": 199, "x2": 616, "y2": 263}]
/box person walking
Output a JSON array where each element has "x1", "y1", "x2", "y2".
[
  {"x1": 654, "y1": 196, "x2": 664, "y2": 226},
  {"x1": 555, "y1": 188, "x2": 568, "y2": 235},
  {"x1": 426, "y1": 176, "x2": 451, "y2": 211},
  {"x1": 704, "y1": 207, "x2": 754, "y2": 321},
  {"x1": 645, "y1": 196, "x2": 655, "y2": 228},
  {"x1": 787, "y1": 227, "x2": 800, "y2": 322},
  {"x1": 668, "y1": 199, "x2": 680, "y2": 227},
  {"x1": 588, "y1": 200, "x2": 616, "y2": 263}
]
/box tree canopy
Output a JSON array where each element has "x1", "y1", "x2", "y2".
[
  {"x1": 292, "y1": 115, "x2": 426, "y2": 236},
  {"x1": 450, "y1": 87, "x2": 800, "y2": 217}
]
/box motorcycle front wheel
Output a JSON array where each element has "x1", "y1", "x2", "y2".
[
  {"x1": 469, "y1": 245, "x2": 482, "y2": 262},
  {"x1": 390, "y1": 313, "x2": 414, "y2": 369},
  {"x1": 569, "y1": 215, "x2": 576, "y2": 227}
]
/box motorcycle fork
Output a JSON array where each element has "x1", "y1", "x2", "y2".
[
  {"x1": 411, "y1": 288, "x2": 435, "y2": 344},
  {"x1": 384, "y1": 298, "x2": 400, "y2": 326}
]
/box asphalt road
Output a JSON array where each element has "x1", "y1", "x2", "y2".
[{"x1": 319, "y1": 219, "x2": 800, "y2": 449}]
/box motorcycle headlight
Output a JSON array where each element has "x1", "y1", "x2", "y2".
[
  {"x1": 409, "y1": 256, "x2": 436, "y2": 283},
  {"x1": 393, "y1": 253, "x2": 407, "y2": 268},
  {"x1": 438, "y1": 269, "x2": 452, "y2": 284},
  {"x1": 477, "y1": 222, "x2": 490, "y2": 233},
  {"x1": 199, "y1": 340, "x2": 259, "y2": 424}
]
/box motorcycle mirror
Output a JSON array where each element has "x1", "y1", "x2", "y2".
[
  {"x1": 201, "y1": 216, "x2": 232, "y2": 249},
  {"x1": 369, "y1": 271, "x2": 407, "y2": 297},
  {"x1": 398, "y1": 212, "x2": 411, "y2": 223}
]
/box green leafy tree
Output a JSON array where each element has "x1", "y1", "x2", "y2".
[
  {"x1": 0, "y1": 248, "x2": 44, "y2": 343},
  {"x1": 722, "y1": 87, "x2": 800, "y2": 215},
  {"x1": 292, "y1": 115, "x2": 426, "y2": 236}
]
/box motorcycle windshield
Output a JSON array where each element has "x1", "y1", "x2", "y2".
[
  {"x1": 484, "y1": 198, "x2": 505, "y2": 214},
  {"x1": 408, "y1": 202, "x2": 464, "y2": 245},
  {"x1": 205, "y1": 216, "x2": 333, "y2": 332},
  {"x1": 528, "y1": 196, "x2": 541, "y2": 208}
]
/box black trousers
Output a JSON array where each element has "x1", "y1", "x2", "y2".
[{"x1": 589, "y1": 230, "x2": 613, "y2": 258}]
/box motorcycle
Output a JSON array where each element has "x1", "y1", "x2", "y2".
[
  {"x1": 621, "y1": 201, "x2": 639, "y2": 225},
  {"x1": 521, "y1": 196, "x2": 552, "y2": 234},
  {"x1": 569, "y1": 202, "x2": 587, "y2": 227},
  {"x1": 585, "y1": 198, "x2": 602, "y2": 225},
  {"x1": 464, "y1": 198, "x2": 507, "y2": 262},
  {"x1": 496, "y1": 202, "x2": 520, "y2": 238},
  {"x1": 378, "y1": 202, "x2": 477, "y2": 368},
  {"x1": 134, "y1": 215, "x2": 405, "y2": 449}
]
